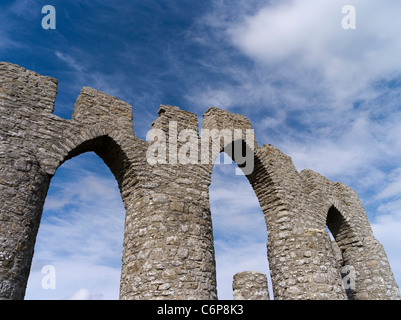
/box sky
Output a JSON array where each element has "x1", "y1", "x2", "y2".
[{"x1": 1, "y1": 0, "x2": 401, "y2": 299}]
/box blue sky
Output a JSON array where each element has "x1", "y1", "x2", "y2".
[{"x1": 2, "y1": 0, "x2": 401, "y2": 299}]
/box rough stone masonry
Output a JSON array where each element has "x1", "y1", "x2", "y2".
[{"x1": 0, "y1": 61, "x2": 400, "y2": 300}]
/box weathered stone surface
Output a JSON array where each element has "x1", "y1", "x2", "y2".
[
  {"x1": 233, "y1": 271, "x2": 270, "y2": 300},
  {"x1": 0, "y1": 61, "x2": 400, "y2": 300}
]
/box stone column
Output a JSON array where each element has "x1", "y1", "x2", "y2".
[
  {"x1": 0, "y1": 62, "x2": 58, "y2": 299},
  {"x1": 233, "y1": 271, "x2": 270, "y2": 300},
  {"x1": 0, "y1": 149, "x2": 50, "y2": 299},
  {"x1": 251, "y1": 147, "x2": 346, "y2": 300},
  {"x1": 119, "y1": 105, "x2": 217, "y2": 299},
  {"x1": 342, "y1": 237, "x2": 401, "y2": 300}
]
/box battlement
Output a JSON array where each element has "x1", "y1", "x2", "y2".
[
  {"x1": 0, "y1": 62, "x2": 58, "y2": 114},
  {"x1": 72, "y1": 86, "x2": 134, "y2": 131}
]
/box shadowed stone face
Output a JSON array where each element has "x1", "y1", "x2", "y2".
[{"x1": 0, "y1": 61, "x2": 400, "y2": 300}]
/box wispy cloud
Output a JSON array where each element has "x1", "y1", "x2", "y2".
[
  {"x1": 9, "y1": 0, "x2": 41, "y2": 20},
  {"x1": 0, "y1": 1, "x2": 32, "y2": 53},
  {"x1": 192, "y1": 0, "x2": 401, "y2": 185},
  {"x1": 376, "y1": 168, "x2": 401, "y2": 200},
  {"x1": 55, "y1": 51, "x2": 85, "y2": 73},
  {"x1": 44, "y1": 174, "x2": 121, "y2": 211}
]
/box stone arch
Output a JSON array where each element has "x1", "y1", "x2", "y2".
[
  {"x1": 249, "y1": 144, "x2": 311, "y2": 299},
  {"x1": 325, "y1": 205, "x2": 358, "y2": 299},
  {"x1": 208, "y1": 151, "x2": 270, "y2": 299},
  {"x1": 301, "y1": 170, "x2": 401, "y2": 299},
  {"x1": 0, "y1": 65, "x2": 146, "y2": 299},
  {"x1": 326, "y1": 197, "x2": 400, "y2": 299},
  {"x1": 57, "y1": 133, "x2": 131, "y2": 189},
  {"x1": 201, "y1": 108, "x2": 307, "y2": 299},
  {"x1": 8, "y1": 130, "x2": 140, "y2": 300},
  {"x1": 38, "y1": 127, "x2": 152, "y2": 300},
  {"x1": 326, "y1": 205, "x2": 360, "y2": 251},
  {"x1": 25, "y1": 150, "x2": 126, "y2": 299},
  {"x1": 45, "y1": 128, "x2": 143, "y2": 222}
]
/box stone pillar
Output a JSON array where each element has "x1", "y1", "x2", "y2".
[
  {"x1": 301, "y1": 170, "x2": 401, "y2": 300},
  {"x1": 0, "y1": 149, "x2": 50, "y2": 299},
  {"x1": 342, "y1": 237, "x2": 401, "y2": 300},
  {"x1": 251, "y1": 146, "x2": 346, "y2": 300},
  {"x1": 119, "y1": 105, "x2": 217, "y2": 299},
  {"x1": 0, "y1": 62, "x2": 58, "y2": 299},
  {"x1": 233, "y1": 271, "x2": 270, "y2": 300}
]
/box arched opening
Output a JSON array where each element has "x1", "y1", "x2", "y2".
[
  {"x1": 209, "y1": 152, "x2": 272, "y2": 299},
  {"x1": 24, "y1": 136, "x2": 127, "y2": 299},
  {"x1": 326, "y1": 205, "x2": 356, "y2": 300}
]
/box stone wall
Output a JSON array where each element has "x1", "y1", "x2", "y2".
[{"x1": 0, "y1": 61, "x2": 400, "y2": 300}]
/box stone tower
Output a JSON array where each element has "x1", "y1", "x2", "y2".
[{"x1": 0, "y1": 62, "x2": 399, "y2": 300}]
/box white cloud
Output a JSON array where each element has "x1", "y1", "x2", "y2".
[
  {"x1": 45, "y1": 174, "x2": 121, "y2": 208},
  {"x1": 25, "y1": 261, "x2": 120, "y2": 300},
  {"x1": 210, "y1": 164, "x2": 266, "y2": 235},
  {"x1": 281, "y1": 114, "x2": 381, "y2": 178},
  {"x1": 67, "y1": 288, "x2": 104, "y2": 300},
  {"x1": 0, "y1": 30, "x2": 23, "y2": 52},
  {"x1": 376, "y1": 168, "x2": 401, "y2": 200},
  {"x1": 193, "y1": 0, "x2": 401, "y2": 183},
  {"x1": 228, "y1": 0, "x2": 401, "y2": 105},
  {"x1": 55, "y1": 51, "x2": 85, "y2": 73}
]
